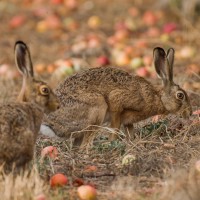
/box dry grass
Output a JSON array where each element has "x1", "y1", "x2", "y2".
[{"x1": 0, "y1": 166, "x2": 47, "y2": 200}]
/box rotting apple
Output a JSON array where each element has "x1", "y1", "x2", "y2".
[
  {"x1": 50, "y1": 173, "x2": 68, "y2": 188},
  {"x1": 77, "y1": 185, "x2": 97, "y2": 200},
  {"x1": 41, "y1": 146, "x2": 58, "y2": 159}
]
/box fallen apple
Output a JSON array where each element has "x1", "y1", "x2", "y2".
[
  {"x1": 36, "y1": 20, "x2": 48, "y2": 33},
  {"x1": 35, "y1": 193, "x2": 47, "y2": 200},
  {"x1": 160, "y1": 34, "x2": 170, "y2": 42},
  {"x1": 136, "y1": 67, "x2": 149, "y2": 77},
  {"x1": 142, "y1": 11, "x2": 157, "y2": 26},
  {"x1": 65, "y1": 0, "x2": 78, "y2": 10},
  {"x1": 193, "y1": 109, "x2": 200, "y2": 115},
  {"x1": 96, "y1": 56, "x2": 110, "y2": 66},
  {"x1": 9, "y1": 15, "x2": 26, "y2": 29},
  {"x1": 87, "y1": 16, "x2": 101, "y2": 29},
  {"x1": 41, "y1": 146, "x2": 58, "y2": 159},
  {"x1": 77, "y1": 185, "x2": 97, "y2": 200},
  {"x1": 115, "y1": 52, "x2": 130, "y2": 66},
  {"x1": 45, "y1": 14, "x2": 61, "y2": 29},
  {"x1": 163, "y1": 22, "x2": 177, "y2": 34},
  {"x1": 122, "y1": 154, "x2": 136, "y2": 165},
  {"x1": 50, "y1": 173, "x2": 68, "y2": 188},
  {"x1": 178, "y1": 46, "x2": 196, "y2": 59},
  {"x1": 130, "y1": 57, "x2": 143, "y2": 69},
  {"x1": 114, "y1": 29, "x2": 129, "y2": 42},
  {"x1": 152, "y1": 115, "x2": 161, "y2": 123},
  {"x1": 125, "y1": 17, "x2": 137, "y2": 31}
]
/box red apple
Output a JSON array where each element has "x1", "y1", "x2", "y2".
[
  {"x1": 50, "y1": 173, "x2": 68, "y2": 188},
  {"x1": 77, "y1": 185, "x2": 97, "y2": 200},
  {"x1": 9, "y1": 15, "x2": 26, "y2": 28},
  {"x1": 41, "y1": 146, "x2": 58, "y2": 159},
  {"x1": 136, "y1": 67, "x2": 149, "y2": 77},
  {"x1": 142, "y1": 11, "x2": 157, "y2": 26},
  {"x1": 163, "y1": 22, "x2": 177, "y2": 34},
  {"x1": 193, "y1": 109, "x2": 200, "y2": 115},
  {"x1": 45, "y1": 15, "x2": 61, "y2": 29},
  {"x1": 96, "y1": 56, "x2": 110, "y2": 66}
]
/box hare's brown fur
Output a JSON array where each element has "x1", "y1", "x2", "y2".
[
  {"x1": 44, "y1": 47, "x2": 192, "y2": 145},
  {"x1": 0, "y1": 41, "x2": 59, "y2": 172}
]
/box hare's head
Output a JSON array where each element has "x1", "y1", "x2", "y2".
[
  {"x1": 15, "y1": 41, "x2": 60, "y2": 113},
  {"x1": 153, "y1": 47, "x2": 192, "y2": 118}
]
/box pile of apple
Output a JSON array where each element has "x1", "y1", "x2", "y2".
[{"x1": 7, "y1": 0, "x2": 198, "y2": 79}]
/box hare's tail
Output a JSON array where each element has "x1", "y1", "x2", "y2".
[{"x1": 40, "y1": 124, "x2": 58, "y2": 138}]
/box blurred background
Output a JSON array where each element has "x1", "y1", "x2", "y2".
[{"x1": 0, "y1": 0, "x2": 200, "y2": 92}]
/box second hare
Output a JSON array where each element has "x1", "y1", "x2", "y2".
[
  {"x1": 0, "y1": 41, "x2": 59, "y2": 172},
  {"x1": 42, "y1": 47, "x2": 192, "y2": 145}
]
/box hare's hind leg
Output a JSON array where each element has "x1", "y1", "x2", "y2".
[{"x1": 77, "y1": 93, "x2": 108, "y2": 147}]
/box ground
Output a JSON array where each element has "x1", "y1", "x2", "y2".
[{"x1": 0, "y1": 0, "x2": 200, "y2": 199}]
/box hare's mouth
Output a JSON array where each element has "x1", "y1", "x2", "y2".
[{"x1": 180, "y1": 110, "x2": 192, "y2": 119}]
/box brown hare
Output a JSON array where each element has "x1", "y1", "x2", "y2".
[
  {"x1": 0, "y1": 41, "x2": 59, "y2": 172},
  {"x1": 41, "y1": 47, "x2": 192, "y2": 146}
]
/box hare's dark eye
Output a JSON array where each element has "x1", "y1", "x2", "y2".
[
  {"x1": 176, "y1": 91, "x2": 185, "y2": 100},
  {"x1": 40, "y1": 85, "x2": 49, "y2": 95}
]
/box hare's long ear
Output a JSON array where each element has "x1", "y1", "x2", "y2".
[
  {"x1": 14, "y1": 41, "x2": 34, "y2": 78},
  {"x1": 153, "y1": 47, "x2": 168, "y2": 86},
  {"x1": 166, "y1": 48, "x2": 175, "y2": 83}
]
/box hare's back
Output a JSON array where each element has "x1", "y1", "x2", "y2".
[
  {"x1": 0, "y1": 103, "x2": 40, "y2": 165},
  {"x1": 0, "y1": 103, "x2": 42, "y2": 137},
  {"x1": 56, "y1": 67, "x2": 154, "y2": 100},
  {"x1": 56, "y1": 67, "x2": 133, "y2": 93}
]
